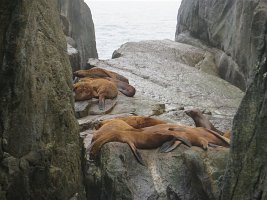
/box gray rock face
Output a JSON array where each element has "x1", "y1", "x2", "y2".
[
  {"x1": 0, "y1": 0, "x2": 85, "y2": 199},
  {"x1": 220, "y1": 56, "x2": 267, "y2": 199},
  {"x1": 81, "y1": 40, "x2": 244, "y2": 200},
  {"x1": 176, "y1": 0, "x2": 267, "y2": 90},
  {"x1": 58, "y1": 0, "x2": 98, "y2": 68}
]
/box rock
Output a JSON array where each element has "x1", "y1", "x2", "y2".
[
  {"x1": 83, "y1": 40, "x2": 243, "y2": 199},
  {"x1": 176, "y1": 33, "x2": 245, "y2": 90},
  {"x1": 84, "y1": 142, "x2": 229, "y2": 200},
  {"x1": 176, "y1": 0, "x2": 267, "y2": 90},
  {"x1": 87, "y1": 40, "x2": 243, "y2": 130},
  {"x1": 220, "y1": 57, "x2": 267, "y2": 199},
  {"x1": 68, "y1": 43, "x2": 81, "y2": 73},
  {"x1": 0, "y1": 0, "x2": 85, "y2": 199},
  {"x1": 75, "y1": 97, "x2": 118, "y2": 118},
  {"x1": 58, "y1": 0, "x2": 98, "y2": 67}
]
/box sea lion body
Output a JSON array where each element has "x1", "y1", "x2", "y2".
[
  {"x1": 73, "y1": 68, "x2": 129, "y2": 83},
  {"x1": 88, "y1": 119, "x2": 191, "y2": 165},
  {"x1": 88, "y1": 130, "x2": 177, "y2": 163},
  {"x1": 167, "y1": 126, "x2": 230, "y2": 148},
  {"x1": 74, "y1": 78, "x2": 118, "y2": 110},
  {"x1": 185, "y1": 109, "x2": 225, "y2": 135},
  {"x1": 88, "y1": 119, "x2": 229, "y2": 165},
  {"x1": 96, "y1": 116, "x2": 167, "y2": 130}
]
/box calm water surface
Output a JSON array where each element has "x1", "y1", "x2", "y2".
[{"x1": 87, "y1": 1, "x2": 181, "y2": 59}]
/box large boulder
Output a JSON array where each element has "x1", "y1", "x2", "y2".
[
  {"x1": 81, "y1": 40, "x2": 244, "y2": 199},
  {"x1": 87, "y1": 40, "x2": 243, "y2": 132},
  {"x1": 220, "y1": 51, "x2": 267, "y2": 199},
  {"x1": 176, "y1": 0, "x2": 267, "y2": 90},
  {"x1": 0, "y1": 0, "x2": 85, "y2": 199},
  {"x1": 58, "y1": 0, "x2": 98, "y2": 69}
]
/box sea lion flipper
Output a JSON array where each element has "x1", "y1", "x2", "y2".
[
  {"x1": 175, "y1": 136, "x2": 192, "y2": 147},
  {"x1": 159, "y1": 139, "x2": 182, "y2": 153},
  {"x1": 98, "y1": 95, "x2": 105, "y2": 110},
  {"x1": 159, "y1": 139, "x2": 176, "y2": 152},
  {"x1": 199, "y1": 138, "x2": 209, "y2": 150},
  {"x1": 208, "y1": 143, "x2": 221, "y2": 148},
  {"x1": 127, "y1": 142, "x2": 145, "y2": 166}
]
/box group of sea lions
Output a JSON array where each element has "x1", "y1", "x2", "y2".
[
  {"x1": 73, "y1": 67, "x2": 136, "y2": 110},
  {"x1": 87, "y1": 111, "x2": 231, "y2": 165},
  {"x1": 73, "y1": 67, "x2": 231, "y2": 165}
]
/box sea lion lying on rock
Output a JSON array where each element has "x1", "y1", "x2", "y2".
[
  {"x1": 74, "y1": 78, "x2": 118, "y2": 110},
  {"x1": 88, "y1": 119, "x2": 230, "y2": 165},
  {"x1": 95, "y1": 116, "x2": 167, "y2": 130},
  {"x1": 79, "y1": 76, "x2": 136, "y2": 97},
  {"x1": 157, "y1": 126, "x2": 230, "y2": 152},
  {"x1": 73, "y1": 67, "x2": 129, "y2": 83},
  {"x1": 88, "y1": 119, "x2": 191, "y2": 165}
]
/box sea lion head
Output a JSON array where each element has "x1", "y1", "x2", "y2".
[
  {"x1": 185, "y1": 109, "x2": 202, "y2": 118},
  {"x1": 73, "y1": 82, "x2": 93, "y2": 101}
]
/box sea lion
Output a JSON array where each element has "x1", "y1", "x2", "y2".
[
  {"x1": 73, "y1": 78, "x2": 118, "y2": 110},
  {"x1": 79, "y1": 77, "x2": 136, "y2": 97},
  {"x1": 185, "y1": 109, "x2": 225, "y2": 135},
  {"x1": 95, "y1": 116, "x2": 167, "y2": 130},
  {"x1": 88, "y1": 120, "x2": 191, "y2": 165},
  {"x1": 73, "y1": 68, "x2": 129, "y2": 83},
  {"x1": 92, "y1": 119, "x2": 139, "y2": 142},
  {"x1": 157, "y1": 126, "x2": 230, "y2": 152}
]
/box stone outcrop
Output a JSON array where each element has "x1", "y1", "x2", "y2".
[
  {"x1": 80, "y1": 40, "x2": 244, "y2": 199},
  {"x1": 176, "y1": 0, "x2": 267, "y2": 90},
  {"x1": 0, "y1": 0, "x2": 85, "y2": 199},
  {"x1": 58, "y1": 0, "x2": 98, "y2": 70},
  {"x1": 220, "y1": 45, "x2": 267, "y2": 200}
]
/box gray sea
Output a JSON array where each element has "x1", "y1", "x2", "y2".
[{"x1": 87, "y1": 1, "x2": 181, "y2": 59}]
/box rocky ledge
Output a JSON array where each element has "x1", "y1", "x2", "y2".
[{"x1": 77, "y1": 39, "x2": 244, "y2": 200}]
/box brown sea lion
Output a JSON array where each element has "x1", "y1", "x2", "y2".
[
  {"x1": 73, "y1": 68, "x2": 129, "y2": 83},
  {"x1": 92, "y1": 119, "x2": 139, "y2": 142},
  {"x1": 77, "y1": 76, "x2": 136, "y2": 97},
  {"x1": 95, "y1": 116, "x2": 167, "y2": 130},
  {"x1": 185, "y1": 109, "x2": 225, "y2": 135},
  {"x1": 74, "y1": 78, "x2": 118, "y2": 110},
  {"x1": 88, "y1": 130, "x2": 192, "y2": 165},
  {"x1": 157, "y1": 126, "x2": 230, "y2": 152}
]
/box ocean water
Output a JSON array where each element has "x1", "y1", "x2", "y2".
[{"x1": 87, "y1": 1, "x2": 181, "y2": 59}]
